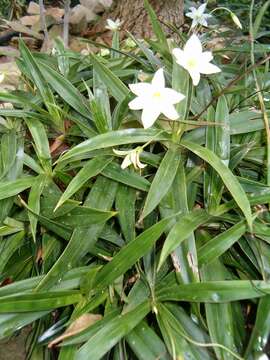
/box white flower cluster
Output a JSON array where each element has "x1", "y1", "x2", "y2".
[
  {"x1": 114, "y1": 3, "x2": 221, "y2": 169},
  {"x1": 128, "y1": 34, "x2": 221, "y2": 129}
]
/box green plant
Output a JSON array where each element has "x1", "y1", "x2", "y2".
[{"x1": 0, "y1": 1, "x2": 270, "y2": 359}]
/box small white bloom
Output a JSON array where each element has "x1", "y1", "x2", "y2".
[
  {"x1": 186, "y1": 3, "x2": 212, "y2": 28},
  {"x1": 113, "y1": 148, "x2": 147, "y2": 170},
  {"x1": 100, "y1": 48, "x2": 110, "y2": 57},
  {"x1": 128, "y1": 68, "x2": 185, "y2": 128},
  {"x1": 0, "y1": 73, "x2": 5, "y2": 83},
  {"x1": 230, "y1": 12, "x2": 242, "y2": 29},
  {"x1": 172, "y1": 34, "x2": 221, "y2": 86},
  {"x1": 257, "y1": 354, "x2": 268, "y2": 360},
  {"x1": 105, "y1": 18, "x2": 123, "y2": 32}
]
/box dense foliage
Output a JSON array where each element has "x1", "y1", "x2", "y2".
[{"x1": 0, "y1": 1, "x2": 270, "y2": 359}]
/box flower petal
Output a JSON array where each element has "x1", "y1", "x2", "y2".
[
  {"x1": 162, "y1": 105, "x2": 179, "y2": 120},
  {"x1": 189, "y1": 70, "x2": 201, "y2": 86},
  {"x1": 197, "y1": 3, "x2": 207, "y2": 15},
  {"x1": 200, "y1": 18, "x2": 208, "y2": 27},
  {"x1": 136, "y1": 153, "x2": 147, "y2": 169},
  {"x1": 121, "y1": 154, "x2": 132, "y2": 169},
  {"x1": 201, "y1": 51, "x2": 213, "y2": 63},
  {"x1": 128, "y1": 97, "x2": 146, "y2": 110},
  {"x1": 184, "y1": 34, "x2": 202, "y2": 55},
  {"x1": 162, "y1": 88, "x2": 185, "y2": 104},
  {"x1": 113, "y1": 149, "x2": 130, "y2": 156},
  {"x1": 186, "y1": 11, "x2": 194, "y2": 19},
  {"x1": 151, "y1": 68, "x2": 165, "y2": 89},
  {"x1": 172, "y1": 48, "x2": 186, "y2": 67},
  {"x1": 199, "y1": 62, "x2": 221, "y2": 74},
  {"x1": 141, "y1": 106, "x2": 161, "y2": 128},
  {"x1": 129, "y1": 83, "x2": 151, "y2": 96}
]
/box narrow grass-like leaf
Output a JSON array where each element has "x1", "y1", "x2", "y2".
[
  {"x1": 59, "y1": 129, "x2": 169, "y2": 163},
  {"x1": 93, "y1": 216, "x2": 175, "y2": 291},
  {"x1": 0, "y1": 291, "x2": 82, "y2": 312},
  {"x1": 115, "y1": 185, "x2": 136, "y2": 243},
  {"x1": 198, "y1": 221, "x2": 246, "y2": 265},
  {"x1": 158, "y1": 209, "x2": 209, "y2": 269},
  {"x1": 24, "y1": 117, "x2": 51, "y2": 173},
  {"x1": 90, "y1": 54, "x2": 129, "y2": 102},
  {"x1": 141, "y1": 146, "x2": 181, "y2": 220},
  {"x1": 75, "y1": 301, "x2": 150, "y2": 360},
  {"x1": 28, "y1": 174, "x2": 47, "y2": 241},
  {"x1": 55, "y1": 156, "x2": 112, "y2": 210},
  {"x1": 102, "y1": 162, "x2": 150, "y2": 192},
  {"x1": 126, "y1": 321, "x2": 169, "y2": 360},
  {"x1": 181, "y1": 140, "x2": 253, "y2": 228},
  {"x1": 36, "y1": 177, "x2": 118, "y2": 291},
  {"x1": 37, "y1": 60, "x2": 91, "y2": 119},
  {"x1": 157, "y1": 281, "x2": 270, "y2": 302},
  {"x1": 0, "y1": 231, "x2": 24, "y2": 274},
  {"x1": 0, "y1": 177, "x2": 35, "y2": 200},
  {"x1": 143, "y1": 0, "x2": 170, "y2": 57}
]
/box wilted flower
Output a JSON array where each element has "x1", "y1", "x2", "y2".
[
  {"x1": 128, "y1": 68, "x2": 185, "y2": 128},
  {"x1": 105, "y1": 18, "x2": 123, "y2": 32},
  {"x1": 186, "y1": 3, "x2": 212, "y2": 28},
  {"x1": 113, "y1": 147, "x2": 146, "y2": 170},
  {"x1": 230, "y1": 12, "x2": 242, "y2": 29},
  {"x1": 172, "y1": 34, "x2": 221, "y2": 86}
]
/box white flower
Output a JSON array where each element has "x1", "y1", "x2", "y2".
[
  {"x1": 257, "y1": 354, "x2": 268, "y2": 360},
  {"x1": 230, "y1": 12, "x2": 242, "y2": 29},
  {"x1": 0, "y1": 73, "x2": 5, "y2": 83},
  {"x1": 100, "y1": 48, "x2": 110, "y2": 57},
  {"x1": 128, "y1": 68, "x2": 185, "y2": 128},
  {"x1": 105, "y1": 18, "x2": 122, "y2": 32},
  {"x1": 172, "y1": 34, "x2": 221, "y2": 86},
  {"x1": 113, "y1": 147, "x2": 147, "y2": 170},
  {"x1": 186, "y1": 3, "x2": 212, "y2": 28}
]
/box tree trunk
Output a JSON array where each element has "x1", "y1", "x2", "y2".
[
  {"x1": 109, "y1": 0, "x2": 184, "y2": 38},
  {"x1": 93, "y1": 0, "x2": 184, "y2": 39}
]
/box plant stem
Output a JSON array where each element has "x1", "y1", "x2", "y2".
[{"x1": 39, "y1": 0, "x2": 49, "y2": 43}]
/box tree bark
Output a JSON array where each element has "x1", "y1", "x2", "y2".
[
  {"x1": 104, "y1": 0, "x2": 184, "y2": 38},
  {"x1": 110, "y1": 0, "x2": 183, "y2": 37}
]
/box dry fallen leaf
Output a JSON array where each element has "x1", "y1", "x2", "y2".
[{"x1": 48, "y1": 313, "x2": 102, "y2": 348}]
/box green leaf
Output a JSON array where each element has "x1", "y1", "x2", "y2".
[
  {"x1": 102, "y1": 162, "x2": 150, "y2": 192},
  {"x1": 0, "y1": 177, "x2": 35, "y2": 200},
  {"x1": 201, "y1": 247, "x2": 237, "y2": 360},
  {"x1": 59, "y1": 129, "x2": 169, "y2": 163},
  {"x1": 158, "y1": 209, "x2": 209, "y2": 269},
  {"x1": 37, "y1": 60, "x2": 91, "y2": 119},
  {"x1": 93, "y1": 216, "x2": 175, "y2": 291},
  {"x1": 18, "y1": 40, "x2": 61, "y2": 128},
  {"x1": 0, "y1": 231, "x2": 25, "y2": 274},
  {"x1": 28, "y1": 174, "x2": 47, "y2": 241},
  {"x1": 126, "y1": 321, "x2": 169, "y2": 360},
  {"x1": 157, "y1": 281, "x2": 270, "y2": 302},
  {"x1": 141, "y1": 146, "x2": 181, "y2": 220},
  {"x1": 75, "y1": 301, "x2": 150, "y2": 360},
  {"x1": 55, "y1": 156, "x2": 112, "y2": 210},
  {"x1": 115, "y1": 185, "x2": 136, "y2": 243},
  {"x1": 143, "y1": 0, "x2": 170, "y2": 58},
  {"x1": 0, "y1": 291, "x2": 82, "y2": 312},
  {"x1": 36, "y1": 177, "x2": 118, "y2": 291},
  {"x1": 198, "y1": 221, "x2": 246, "y2": 266},
  {"x1": 181, "y1": 140, "x2": 253, "y2": 229},
  {"x1": 56, "y1": 206, "x2": 117, "y2": 227},
  {"x1": 89, "y1": 54, "x2": 129, "y2": 102}
]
